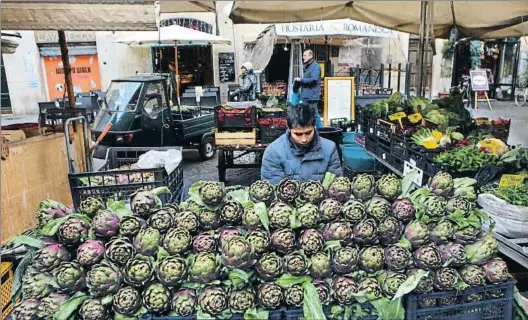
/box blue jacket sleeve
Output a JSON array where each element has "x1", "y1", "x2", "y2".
[
  {"x1": 327, "y1": 145, "x2": 343, "y2": 176},
  {"x1": 300, "y1": 63, "x2": 320, "y2": 85},
  {"x1": 261, "y1": 144, "x2": 285, "y2": 185}
]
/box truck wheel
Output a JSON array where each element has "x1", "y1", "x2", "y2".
[{"x1": 199, "y1": 135, "x2": 216, "y2": 161}]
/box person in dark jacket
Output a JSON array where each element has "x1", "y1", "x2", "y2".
[
  {"x1": 231, "y1": 62, "x2": 257, "y2": 101},
  {"x1": 294, "y1": 49, "x2": 323, "y2": 128},
  {"x1": 261, "y1": 103, "x2": 342, "y2": 184}
]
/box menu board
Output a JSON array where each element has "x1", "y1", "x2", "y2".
[
  {"x1": 323, "y1": 77, "x2": 355, "y2": 125},
  {"x1": 219, "y1": 52, "x2": 235, "y2": 83}
]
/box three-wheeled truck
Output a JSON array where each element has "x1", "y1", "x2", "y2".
[{"x1": 91, "y1": 74, "x2": 215, "y2": 160}]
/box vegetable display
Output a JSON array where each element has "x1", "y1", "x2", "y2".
[
  {"x1": 434, "y1": 146, "x2": 497, "y2": 172},
  {"x1": 11, "y1": 172, "x2": 508, "y2": 320}
]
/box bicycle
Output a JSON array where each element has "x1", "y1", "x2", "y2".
[{"x1": 515, "y1": 87, "x2": 528, "y2": 107}]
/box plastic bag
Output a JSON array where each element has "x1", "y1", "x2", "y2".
[
  {"x1": 266, "y1": 95, "x2": 279, "y2": 108},
  {"x1": 137, "y1": 149, "x2": 182, "y2": 174},
  {"x1": 478, "y1": 193, "x2": 528, "y2": 238},
  {"x1": 289, "y1": 91, "x2": 300, "y2": 105}
]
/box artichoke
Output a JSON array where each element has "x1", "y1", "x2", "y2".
[
  {"x1": 378, "y1": 217, "x2": 403, "y2": 246},
  {"x1": 430, "y1": 220, "x2": 455, "y2": 244},
  {"x1": 427, "y1": 171, "x2": 454, "y2": 197},
  {"x1": 130, "y1": 187, "x2": 164, "y2": 217},
  {"x1": 199, "y1": 181, "x2": 225, "y2": 207},
  {"x1": 332, "y1": 246, "x2": 359, "y2": 275},
  {"x1": 359, "y1": 246, "x2": 384, "y2": 272},
  {"x1": 79, "y1": 298, "x2": 109, "y2": 320},
  {"x1": 55, "y1": 261, "x2": 86, "y2": 293},
  {"x1": 221, "y1": 236, "x2": 255, "y2": 270},
  {"x1": 376, "y1": 173, "x2": 402, "y2": 201},
  {"x1": 219, "y1": 201, "x2": 244, "y2": 225},
  {"x1": 284, "y1": 251, "x2": 309, "y2": 276},
  {"x1": 459, "y1": 264, "x2": 486, "y2": 286},
  {"x1": 124, "y1": 254, "x2": 155, "y2": 287},
  {"x1": 319, "y1": 198, "x2": 342, "y2": 222},
  {"x1": 162, "y1": 228, "x2": 192, "y2": 255},
  {"x1": 482, "y1": 257, "x2": 508, "y2": 283},
  {"x1": 407, "y1": 268, "x2": 434, "y2": 293},
  {"x1": 218, "y1": 227, "x2": 242, "y2": 248},
  {"x1": 12, "y1": 299, "x2": 40, "y2": 320},
  {"x1": 242, "y1": 204, "x2": 263, "y2": 230},
  {"x1": 148, "y1": 209, "x2": 175, "y2": 233},
  {"x1": 35, "y1": 199, "x2": 72, "y2": 225},
  {"x1": 268, "y1": 201, "x2": 294, "y2": 229},
  {"x1": 133, "y1": 227, "x2": 161, "y2": 256},
  {"x1": 366, "y1": 196, "x2": 391, "y2": 222},
  {"x1": 310, "y1": 252, "x2": 332, "y2": 279},
  {"x1": 351, "y1": 174, "x2": 376, "y2": 200},
  {"x1": 313, "y1": 280, "x2": 332, "y2": 304},
  {"x1": 328, "y1": 176, "x2": 353, "y2": 202},
  {"x1": 300, "y1": 180, "x2": 326, "y2": 204},
  {"x1": 171, "y1": 289, "x2": 197, "y2": 317},
  {"x1": 271, "y1": 228, "x2": 296, "y2": 254},
  {"x1": 433, "y1": 267, "x2": 459, "y2": 291},
  {"x1": 419, "y1": 298, "x2": 437, "y2": 309},
  {"x1": 276, "y1": 178, "x2": 300, "y2": 203},
  {"x1": 164, "y1": 203, "x2": 180, "y2": 217},
  {"x1": 247, "y1": 230, "x2": 270, "y2": 255},
  {"x1": 257, "y1": 283, "x2": 283, "y2": 309},
  {"x1": 113, "y1": 286, "x2": 142, "y2": 316},
  {"x1": 198, "y1": 210, "x2": 220, "y2": 230},
  {"x1": 118, "y1": 216, "x2": 147, "y2": 239},
  {"x1": 404, "y1": 220, "x2": 430, "y2": 248},
  {"x1": 156, "y1": 256, "x2": 187, "y2": 287},
  {"x1": 143, "y1": 283, "x2": 171, "y2": 314},
  {"x1": 358, "y1": 277, "x2": 383, "y2": 300},
  {"x1": 446, "y1": 196, "x2": 472, "y2": 214},
  {"x1": 384, "y1": 245, "x2": 412, "y2": 272},
  {"x1": 249, "y1": 180, "x2": 275, "y2": 203},
  {"x1": 86, "y1": 260, "x2": 123, "y2": 297},
  {"x1": 174, "y1": 210, "x2": 199, "y2": 233},
  {"x1": 413, "y1": 243, "x2": 442, "y2": 270},
  {"x1": 420, "y1": 195, "x2": 447, "y2": 218},
  {"x1": 297, "y1": 202, "x2": 320, "y2": 228},
  {"x1": 299, "y1": 229, "x2": 325, "y2": 255},
  {"x1": 332, "y1": 276, "x2": 358, "y2": 305},
  {"x1": 79, "y1": 197, "x2": 105, "y2": 218},
  {"x1": 181, "y1": 199, "x2": 202, "y2": 213},
  {"x1": 391, "y1": 198, "x2": 416, "y2": 222},
  {"x1": 284, "y1": 285, "x2": 304, "y2": 307},
  {"x1": 352, "y1": 218, "x2": 379, "y2": 246},
  {"x1": 438, "y1": 297, "x2": 459, "y2": 306},
  {"x1": 438, "y1": 242, "x2": 467, "y2": 267},
  {"x1": 105, "y1": 238, "x2": 136, "y2": 266},
  {"x1": 193, "y1": 232, "x2": 218, "y2": 253},
  {"x1": 199, "y1": 286, "x2": 228, "y2": 315},
  {"x1": 454, "y1": 226, "x2": 480, "y2": 245},
  {"x1": 22, "y1": 269, "x2": 54, "y2": 299},
  {"x1": 36, "y1": 293, "x2": 68, "y2": 319},
  {"x1": 58, "y1": 217, "x2": 89, "y2": 246},
  {"x1": 229, "y1": 287, "x2": 256, "y2": 313},
  {"x1": 381, "y1": 271, "x2": 407, "y2": 298},
  {"x1": 189, "y1": 253, "x2": 221, "y2": 283},
  {"x1": 33, "y1": 243, "x2": 71, "y2": 271},
  {"x1": 465, "y1": 233, "x2": 499, "y2": 265},
  {"x1": 255, "y1": 252, "x2": 283, "y2": 281},
  {"x1": 341, "y1": 199, "x2": 366, "y2": 224},
  {"x1": 92, "y1": 210, "x2": 120, "y2": 238},
  {"x1": 323, "y1": 221, "x2": 352, "y2": 244}
]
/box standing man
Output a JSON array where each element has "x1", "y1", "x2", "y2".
[
  {"x1": 295, "y1": 49, "x2": 323, "y2": 128},
  {"x1": 231, "y1": 62, "x2": 257, "y2": 101}
]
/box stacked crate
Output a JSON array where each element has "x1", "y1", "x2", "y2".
[
  {"x1": 214, "y1": 105, "x2": 257, "y2": 146},
  {"x1": 258, "y1": 108, "x2": 288, "y2": 144}
]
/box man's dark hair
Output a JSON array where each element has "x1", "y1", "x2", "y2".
[{"x1": 287, "y1": 103, "x2": 315, "y2": 129}]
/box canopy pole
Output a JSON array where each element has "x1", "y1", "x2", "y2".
[
  {"x1": 174, "y1": 40, "x2": 180, "y2": 99},
  {"x1": 58, "y1": 30, "x2": 75, "y2": 107},
  {"x1": 417, "y1": 1, "x2": 427, "y2": 98}
]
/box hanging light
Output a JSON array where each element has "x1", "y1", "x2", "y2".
[{"x1": 283, "y1": 44, "x2": 289, "y2": 51}]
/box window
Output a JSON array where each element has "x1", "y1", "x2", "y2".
[
  {"x1": 143, "y1": 82, "x2": 166, "y2": 117},
  {"x1": 1, "y1": 56, "x2": 12, "y2": 112}
]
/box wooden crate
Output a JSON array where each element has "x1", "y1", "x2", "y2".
[
  {"x1": 215, "y1": 128, "x2": 257, "y2": 146},
  {"x1": 1, "y1": 262, "x2": 14, "y2": 320}
]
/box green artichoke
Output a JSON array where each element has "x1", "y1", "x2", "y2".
[
  {"x1": 255, "y1": 252, "x2": 283, "y2": 281},
  {"x1": 446, "y1": 196, "x2": 472, "y2": 214},
  {"x1": 420, "y1": 195, "x2": 447, "y2": 218},
  {"x1": 219, "y1": 227, "x2": 242, "y2": 248},
  {"x1": 404, "y1": 220, "x2": 430, "y2": 248},
  {"x1": 359, "y1": 246, "x2": 384, "y2": 272},
  {"x1": 332, "y1": 276, "x2": 358, "y2": 305},
  {"x1": 198, "y1": 210, "x2": 220, "y2": 230},
  {"x1": 310, "y1": 252, "x2": 332, "y2": 279},
  {"x1": 157, "y1": 256, "x2": 187, "y2": 287},
  {"x1": 376, "y1": 173, "x2": 402, "y2": 201},
  {"x1": 299, "y1": 229, "x2": 325, "y2": 256},
  {"x1": 366, "y1": 196, "x2": 391, "y2": 222},
  {"x1": 352, "y1": 218, "x2": 379, "y2": 246},
  {"x1": 276, "y1": 178, "x2": 300, "y2": 203},
  {"x1": 297, "y1": 202, "x2": 320, "y2": 228},
  {"x1": 427, "y1": 171, "x2": 454, "y2": 197},
  {"x1": 199, "y1": 181, "x2": 225, "y2": 207},
  {"x1": 86, "y1": 260, "x2": 123, "y2": 297},
  {"x1": 430, "y1": 220, "x2": 455, "y2": 244},
  {"x1": 351, "y1": 174, "x2": 376, "y2": 200},
  {"x1": 162, "y1": 228, "x2": 192, "y2": 255},
  {"x1": 189, "y1": 253, "x2": 221, "y2": 283},
  {"x1": 433, "y1": 267, "x2": 459, "y2": 291},
  {"x1": 12, "y1": 299, "x2": 40, "y2": 320},
  {"x1": 284, "y1": 251, "x2": 309, "y2": 276},
  {"x1": 130, "y1": 187, "x2": 162, "y2": 217},
  {"x1": 105, "y1": 237, "x2": 136, "y2": 266},
  {"x1": 36, "y1": 293, "x2": 68, "y2": 319},
  {"x1": 438, "y1": 242, "x2": 467, "y2": 267},
  {"x1": 242, "y1": 204, "x2": 263, "y2": 230},
  {"x1": 143, "y1": 283, "x2": 171, "y2": 314},
  {"x1": 199, "y1": 286, "x2": 228, "y2": 315},
  {"x1": 148, "y1": 209, "x2": 175, "y2": 233},
  {"x1": 58, "y1": 217, "x2": 89, "y2": 246},
  {"x1": 381, "y1": 271, "x2": 407, "y2": 298},
  {"x1": 384, "y1": 245, "x2": 412, "y2": 272},
  {"x1": 33, "y1": 243, "x2": 71, "y2": 271},
  {"x1": 79, "y1": 197, "x2": 105, "y2": 218},
  {"x1": 257, "y1": 283, "x2": 283, "y2": 309},
  {"x1": 358, "y1": 278, "x2": 383, "y2": 300},
  {"x1": 229, "y1": 287, "x2": 256, "y2": 313},
  {"x1": 328, "y1": 176, "x2": 353, "y2": 202},
  {"x1": 250, "y1": 180, "x2": 275, "y2": 203},
  {"x1": 171, "y1": 289, "x2": 197, "y2": 317},
  {"x1": 465, "y1": 233, "x2": 499, "y2": 265},
  {"x1": 79, "y1": 298, "x2": 109, "y2": 320},
  {"x1": 124, "y1": 254, "x2": 155, "y2": 287},
  {"x1": 407, "y1": 268, "x2": 434, "y2": 293},
  {"x1": 459, "y1": 264, "x2": 486, "y2": 286},
  {"x1": 332, "y1": 246, "x2": 359, "y2": 275},
  {"x1": 454, "y1": 226, "x2": 480, "y2": 245},
  {"x1": 22, "y1": 269, "x2": 54, "y2": 299},
  {"x1": 174, "y1": 210, "x2": 199, "y2": 233},
  {"x1": 268, "y1": 201, "x2": 294, "y2": 229},
  {"x1": 219, "y1": 201, "x2": 244, "y2": 225},
  {"x1": 378, "y1": 216, "x2": 403, "y2": 246},
  {"x1": 271, "y1": 228, "x2": 296, "y2": 254},
  {"x1": 119, "y1": 216, "x2": 147, "y2": 239},
  {"x1": 319, "y1": 198, "x2": 342, "y2": 222},
  {"x1": 221, "y1": 236, "x2": 255, "y2": 270},
  {"x1": 341, "y1": 199, "x2": 366, "y2": 223},
  {"x1": 247, "y1": 230, "x2": 270, "y2": 255},
  {"x1": 300, "y1": 180, "x2": 326, "y2": 204},
  {"x1": 113, "y1": 286, "x2": 142, "y2": 316},
  {"x1": 323, "y1": 221, "x2": 352, "y2": 244},
  {"x1": 284, "y1": 284, "x2": 304, "y2": 307},
  {"x1": 482, "y1": 257, "x2": 508, "y2": 283},
  {"x1": 413, "y1": 243, "x2": 442, "y2": 270},
  {"x1": 133, "y1": 227, "x2": 161, "y2": 256},
  {"x1": 55, "y1": 261, "x2": 86, "y2": 293},
  {"x1": 193, "y1": 232, "x2": 218, "y2": 253}
]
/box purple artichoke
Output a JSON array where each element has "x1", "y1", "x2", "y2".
[
  {"x1": 33, "y1": 243, "x2": 71, "y2": 271},
  {"x1": 271, "y1": 229, "x2": 296, "y2": 255},
  {"x1": 332, "y1": 276, "x2": 358, "y2": 305},
  {"x1": 482, "y1": 257, "x2": 508, "y2": 283},
  {"x1": 147, "y1": 209, "x2": 175, "y2": 234},
  {"x1": 12, "y1": 299, "x2": 41, "y2": 320},
  {"x1": 352, "y1": 218, "x2": 378, "y2": 246},
  {"x1": 438, "y1": 242, "x2": 467, "y2": 267},
  {"x1": 218, "y1": 227, "x2": 241, "y2": 248},
  {"x1": 319, "y1": 198, "x2": 342, "y2": 222},
  {"x1": 327, "y1": 177, "x2": 352, "y2": 202},
  {"x1": 174, "y1": 210, "x2": 199, "y2": 234},
  {"x1": 323, "y1": 221, "x2": 353, "y2": 244},
  {"x1": 427, "y1": 171, "x2": 454, "y2": 197},
  {"x1": 76, "y1": 240, "x2": 106, "y2": 267},
  {"x1": 172, "y1": 289, "x2": 197, "y2": 317},
  {"x1": 378, "y1": 216, "x2": 403, "y2": 246},
  {"x1": 221, "y1": 236, "x2": 255, "y2": 270},
  {"x1": 193, "y1": 232, "x2": 218, "y2": 253},
  {"x1": 36, "y1": 293, "x2": 69, "y2": 319},
  {"x1": 130, "y1": 187, "x2": 170, "y2": 217},
  {"x1": 299, "y1": 229, "x2": 325, "y2": 256},
  {"x1": 433, "y1": 267, "x2": 459, "y2": 291},
  {"x1": 35, "y1": 199, "x2": 72, "y2": 225},
  {"x1": 313, "y1": 280, "x2": 332, "y2": 304},
  {"x1": 332, "y1": 247, "x2": 359, "y2": 275},
  {"x1": 276, "y1": 178, "x2": 300, "y2": 203},
  {"x1": 391, "y1": 198, "x2": 415, "y2": 222},
  {"x1": 407, "y1": 268, "x2": 434, "y2": 293},
  {"x1": 92, "y1": 210, "x2": 120, "y2": 238},
  {"x1": 58, "y1": 217, "x2": 89, "y2": 246},
  {"x1": 414, "y1": 243, "x2": 442, "y2": 270},
  {"x1": 105, "y1": 238, "x2": 136, "y2": 266},
  {"x1": 284, "y1": 251, "x2": 309, "y2": 276},
  {"x1": 384, "y1": 245, "x2": 412, "y2": 272}
]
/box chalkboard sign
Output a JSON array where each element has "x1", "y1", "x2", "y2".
[{"x1": 219, "y1": 52, "x2": 235, "y2": 83}]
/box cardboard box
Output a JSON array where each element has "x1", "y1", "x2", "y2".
[{"x1": 1, "y1": 130, "x2": 26, "y2": 142}]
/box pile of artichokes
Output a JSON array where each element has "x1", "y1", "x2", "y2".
[{"x1": 12, "y1": 172, "x2": 509, "y2": 320}]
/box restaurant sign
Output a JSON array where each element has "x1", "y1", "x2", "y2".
[
  {"x1": 276, "y1": 19, "x2": 396, "y2": 38},
  {"x1": 35, "y1": 31, "x2": 96, "y2": 44}
]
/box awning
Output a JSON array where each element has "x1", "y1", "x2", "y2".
[
  {"x1": 1, "y1": 32, "x2": 22, "y2": 54},
  {"x1": 275, "y1": 19, "x2": 397, "y2": 39},
  {"x1": 230, "y1": 1, "x2": 528, "y2": 39},
  {"x1": 158, "y1": 0, "x2": 215, "y2": 13},
  {"x1": 112, "y1": 24, "x2": 231, "y2": 45}
]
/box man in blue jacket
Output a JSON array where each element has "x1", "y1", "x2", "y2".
[
  {"x1": 294, "y1": 49, "x2": 323, "y2": 128},
  {"x1": 261, "y1": 103, "x2": 342, "y2": 184}
]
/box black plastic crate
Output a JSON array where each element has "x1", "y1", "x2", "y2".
[
  {"x1": 405, "y1": 279, "x2": 515, "y2": 320},
  {"x1": 215, "y1": 106, "x2": 257, "y2": 128},
  {"x1": 376, "y1": 119, "x2": 395, "y2": 143},
  {"x1": 39, "y1": 108, "x2": 87, "y2": 133},
  {"x1": 406, "y1": 146, "x2": 426, "y2": 170},
  {"x1": 365, "y1": 133, "x2": 377, "y2": 153},
  {"x1": 392, "y1": 154, "x2": 405, "y2": 173},
  {"x1": 376, "y1": 139, "x2": 392, "y2": 164},
  {"x1": 69, "y1": 147, "x2": 184, "y2": 209},
  {"x1": 391, "y1": 134, "x2": 409, "y2": 159},
  {"x1": 260, "y1": 126, "x2": 287, "y2": 144}
]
